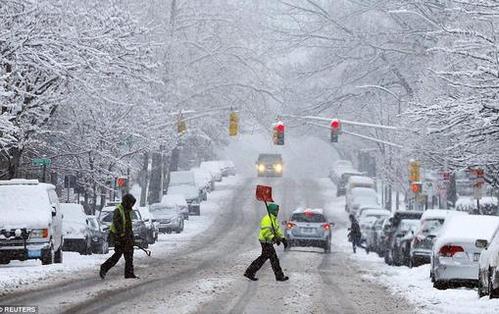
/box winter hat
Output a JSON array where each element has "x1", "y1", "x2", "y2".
[
  {"x1": 122, "y1": 194, "x2": 137, "y2": 209},
  {"x1": 267, "y1": 203, "x2": 280, "y2": 216}
]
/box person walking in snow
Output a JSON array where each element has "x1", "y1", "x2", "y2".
[
  {"x1": 244, "y1": 203, "x2": 289, "y2": 281},
  {"x1": 348, "y1": 213, "x2": 364, "y2": 254},
  {"x1": 100, "y1": 194, "x2": 139, "y2": 279}
]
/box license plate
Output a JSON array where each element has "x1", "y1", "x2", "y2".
[
  {"x1": 28, "y1": 249, "x2": 41, "y2": 258},
  {"x1": 301, "y1": 227, "x2": 314, "y2": 233},
  {"x1": 474, "y1": 253, "x2": 481, "y2": 262}
]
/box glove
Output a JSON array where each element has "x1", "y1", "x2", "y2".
[{"x1": 282, "y1": 238, "x2": 288, "y2": 249}]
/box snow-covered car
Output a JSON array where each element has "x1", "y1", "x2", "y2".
[
  {"x1": 99, "y1": 209, "x2": 149, "y2": 248},
  {"x1": 150, "y1": 202, "x2": 184, "y2": 234},
  {"x1": 365, "y1": 217, "x2": 388, "y2": 256},
  {"x1": 347, "y1": 187, "x2": 379, "y2": 214},
  {"x1": 337, "y1": 171, "x2": 365, "y2": 196},
  {"x1": 328, "y1": 160, "x2": 354, "y2": 184},
  {"x1": 431, "y1": 215, "x2": 499, "y2": 289},
  {"x1": 137, "y1": 206, "x2": 159, "y2": 244},
  {"x1": 410, "y1": 209, "x2": 467, "y2": 267},
  {"x1": 219, "y1": 160, "x2": 236, "y2": 176},
  {"x1": 169, "y1": 170, "x2": 205, "y2": 208},
  {"x1": 346, "y1": 176, "x2": 376, "y2": 201},
  {"x1": 255, "y1": 154, "x2": 283, "y2": 177},
  {"x1": 192, "y1": 167, "x2": 214, "y2": 194},
  {"x1": 383, "y1": 210, "x2": 423, "y2": 266},
  {"x1": 200, "y1": 161, "x2": 223, "y2": 182},
  {"x1": 358, "y1": 208, "x2": 391, "y2": 242},
  {"x1": 60, "y1": 203, "x2": 92, "y2": 255},
  {"x1": 168, "y1": 185, "x2": 201, "y2": 216},
  {"x1": 161, "y1": 194, "x2": 189, "y2": 220},
  {"x1": 284, "y1": 208, "x2": 333, "y2": 253},
  {"x1": 86, "y1": 215, "x2": 109, "y2": 254},
  {"x1": 478, "y1": 225, "x2": 499, "y2": 298},
  {"x1": 0, "y1": 179, "x2": 64, "y2": 265}
]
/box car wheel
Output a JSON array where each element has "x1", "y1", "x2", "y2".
[
  {"x1": 433, "y1": 280, "x2": 448, "y2": 290},
  {"x1": 41, "y1": 242, "x2": 55, "y2": 265},
  {"x1": 490, "y1": 269, "x2": 499, "y2": 299},
  {"x1": 478, "y1": 270, "x2": 486, "y2": 298},
  {"x1": 0, "y1": 259, "x2": 10, "y2": 265},
  {"x1": 54, "y1": 245, "x2": 63, "y2": 264},
  {"x1": 324, "y1": 242, "x2": 331, "y2": 254},
  {"x1": 166, "y1": 229, "x2": 172, "y2": 234}
]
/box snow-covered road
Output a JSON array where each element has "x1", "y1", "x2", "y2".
[{"x1": 0, "y1": 176, "x2": 414, "y2": 314}]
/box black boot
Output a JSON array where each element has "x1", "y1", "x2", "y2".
[
  {"x1": 244, "y1": 272, "x2": 258, "y2": 281},
  {"x1": 125, "y1": 274, "x2": 139, "y2": 279},
  {"x1": 99, "y1": 267, "x2": 106, "y2": 280},
  {"x1": 276, "y1": 276, "x2": 289, "y2": 281}
]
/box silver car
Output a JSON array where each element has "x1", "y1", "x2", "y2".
[{"x1": 284, "y1": 208, "x2": 332, "y2": 253}]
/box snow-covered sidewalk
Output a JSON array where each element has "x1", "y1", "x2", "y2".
[{"x1": 0, "y1": 176, "x2": 241, "y2": 293}]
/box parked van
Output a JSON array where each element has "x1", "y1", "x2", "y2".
[
  {"x1": 0, "y1": 179, "x2": 63, "y2": 265},
  {"x1": 345, "y1": 176, "x2": 376, "y2": 208}
]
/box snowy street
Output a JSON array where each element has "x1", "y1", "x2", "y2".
[{"x1": 0, "y1": 177, "x2": 413, "y2": 314}]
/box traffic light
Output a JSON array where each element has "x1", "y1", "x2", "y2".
[
  {"x1": 177, "y1": 118, "x2": 187, "y2": 134},
  {"x1": 116, "y1": 176, "x2": 128, "y2": 188},
  {"x1": 330, "y1": 119, "x2": 341, "y2": 143},
  {"x1": 409, "y1": 160, "x2": 420, "y2": 182},
  {"x1": 272, "y1": 121, "x2": 285, "y2": 145},
  {"x1": 229, "y1": 111, "x2": 239, "y2": 136},
  {"x1": 411, "y1": 182, "x2": 422, "y2": 194}
]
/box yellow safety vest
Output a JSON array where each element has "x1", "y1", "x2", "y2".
[
  {"x1": 109, "y1": 204, "x2": 127, "y2": 236},
  {"x1": 258, "y1": 214, "x2": 283, "y2": 243}
]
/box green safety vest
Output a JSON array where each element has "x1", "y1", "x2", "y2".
[
  {"x1": 109, "y1": 204, "x2": 127, "y2": 236},
  {"x1": 258, "y1": 214, "x2": 283, "y2": 243}
]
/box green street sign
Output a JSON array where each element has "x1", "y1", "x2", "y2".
[{"x1": 32, "y1": 158, "x2": 51, "y2": 166}]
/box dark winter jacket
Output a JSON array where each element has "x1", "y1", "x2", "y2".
[
  {"x1": 349, "y1": 220, "x2": 362, "y2": 241},
  {"x1": 112, "y1": 194, "x2": 136, "y2": 251}
]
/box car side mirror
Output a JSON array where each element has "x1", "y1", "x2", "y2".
[
  {"x1": 475, "y1": 239, "x2": 488, "y2": 249},
  {"x1": 51, "y1": 206, "x2": 57, "y2": 217}
]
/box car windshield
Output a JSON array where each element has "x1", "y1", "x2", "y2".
[
  {"x1": 399, "y1": 219, "x2": 420, "y2": 233},
  {"x1": 420, "y1": 219, "x2": 444, "y2": 235},
  {"x1": 291, "y1": 212, "x2": 326, "y2": 223},
  {"x1": 258, "y1": 154, "x2": 281, "y2": 163}
]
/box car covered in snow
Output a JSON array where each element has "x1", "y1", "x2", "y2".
[
  {"x1": 431, "y1": 215, "x2": 499, "y2": 289},
  {"x1": 284, "y1": 208, "x2": 333, "y2": 253},
  {"x1": 346, "y1": 176, "x2": 375, "y2": 198},
  {"x1": 336, "y1": 171, "x2": 365, "y2": 196},
  {"x1": 256, "y1": 153, "x2": 283, "y2": 177},
  {"x1": 200, "y1": 161, "x2": 223, "y2": 182},
  {"x1": 169, "y1": 170, "x2": 206, "y2": 203},
  {"x1": 161, "y1": 194, "x2": 189, "y2": 220},
  {"x1": 86, "y1": 215, "x2": 109, "y2": 254},
  {"x1": 328, "y1": 160, "x2": 354, "y2": 184},
  {"x1": 192, "y1": 167, "x2": 215, "y2": 194},
  {"x1": 382, "y1": 210, "x2": 423, "y2": 266},
  {"x1": 137, "y1": 206, "x2": 159, "y2": 244},
  {"x1": 60, "y1": 203, "x2": 92, "y2": 255},
  {"x1": 167, "y1": 185, "x2": 201, "y2": 216},
  {"x1": 365, "y1": 217, "x2": 389, "y2": 256},
  {"x1": 478, "y1": 225, "x2": 499, "y2": 298},
  {"x1": 358, "y1": 208, "x2": 391, "y2": 242},
  {"x1": 219, "y1": 160, "x2": 236, "y2": 176},
  {"x1": 0, "y1": 179, "x2": 63, "y2": 265},
  {"x1": 346, "y1": 187, "x2": 379, "y2": 214},
  {"x1": 150, "y1": 200, "x2": 185, "y2": 234},
  {"x1": 410, "y1": 209, "x2": 467, "y2": 267}
]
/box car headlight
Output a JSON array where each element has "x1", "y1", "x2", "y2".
[
  {"x1": 273, "y1": 163, "x2": 282, "y2": 172},
  {"x1": 30, "y1": 229, "x2": 49, "y2": 239},
  {"x1": 257, "y1": 164, "x2": 265, "y2": 172}
]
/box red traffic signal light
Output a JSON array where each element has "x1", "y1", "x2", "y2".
[
  {"x1": 411, "y1": 182, "x2": 422, "y2": 193},
  {"x1": 273, "y1": 121, "x2": 285, "y2": 145},
  {"x1": 330, "y1": 119, "x2": 341, "y2": 130}
]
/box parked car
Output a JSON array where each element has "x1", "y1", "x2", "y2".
[
  {"x1": 137, "y1": 206, "x2": 159, "y2": 245},
  {"x1": 99, "y1": 209, "x2": 149, "y2": 248},
  {"x1": 346, "y1": 176, "x2": 376, "y2": 202},
  {"x1": 365, "y1": 217, "x2": 388, "y2": 256},
  {"x1": 431, "y1": 215, "x2": 499, "y2": 289},
  {"x1": 60, "y1": 203, "x2": 92, "y2": 255},
  {"x1": 168, "y1": 185, "x2": 201, "y2": 216},
  {"x1": 86, "y1": 215, "x2": 109, "y2": 254},
  {"x1": 336, "y1": 171, "x2": 365, "y2": 196},
  {"x1": 358, "y1": 208, "x2": 390, "y2": 242},
  {"x1": 220, "y1": 160, "x2": 236, "y2": 176},
  {"x1": 410, "y1": 209, "x2": 467, "y2": 267},
  {"x1": 150, "y1": 202, "x2": 184, "y2": 234},
  {"x1": 161, "y1": 194, "x2": 189, "y2": 220},
  {"x1": 192, "y1": 167, "x2": 214, "y2": 194},
  {"x1": 256, "y1": 153, "x2": 284, "y2": 177},
  {"x1": 284, "y1": 208, "x2": 333, "y2": 253},
  {"x1": 347, "y1": 187, "x2": 379, "y2": 214},
  {"x1": 200, "y1": 161, "x2": 223, "y2": 182},
  {"x1": 383, "y1": 211, "x2": 423, "y2": 266},
  {"x1": 0, "y1": 179, "x2": 63, "y2": 265},
  {"x1": 329, "y1": 160, "x2": 354, "y2": 184},
  {"x1": 478, "y1": 225, "x2": 499, "y2": 298},
  {"x1": 169, "y1": 170, "x2": 206, "y2": 201}
]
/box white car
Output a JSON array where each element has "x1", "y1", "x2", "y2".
[
  {"x1": 346, "y1": 176, "x2": 376, "y2": 199},
  {"x1": 410, "y1": 209, "x2": 467, "y2": 267},
  {"x1": 431, "y1": 214, "x2": 499, "y2": 289},
  {"x1": 200, "y1": 161, "x2": 223, "y2": 182},
  {"x1": 477, "y1": 225, "x2": 499, "y2": 298},
  {"x1": 192, "y1": 167, "x2": 215, "y2": 193},
  {"x1": 168, "y1": 185, "x2": 201, "y2": 216},
  {"x1": 347, "y1": 187, "x2": 379, "y2": 214},
  {"x1": 219, "y1": 160, "x2": 236, "y2": 176},
  {"x1": 0, "y1": 179, "x2": 63, "y2": 265},
  {"x1": 161, "y1": 194, "x2": 189, "y2": 220},
  {"x1": 358, "y1": 208, "x2": 391, "y2": 241},
  {"x1": 60, "y1": 203, "x2": 92, "y2": 255}
]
